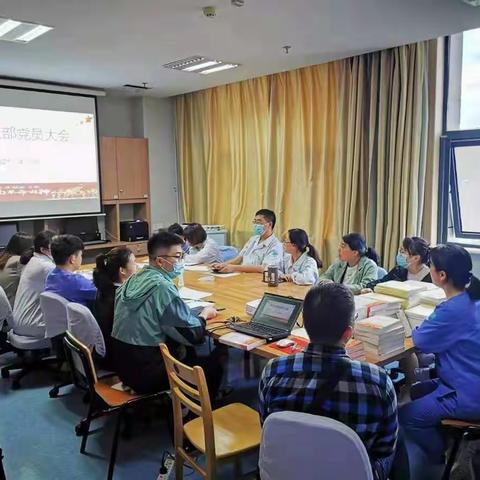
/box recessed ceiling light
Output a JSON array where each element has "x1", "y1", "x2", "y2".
[
  {"x1": 163, "y1": 56, "x2": 240, "y2": 74},
  {"x1": 0, "y1": 17, "x2": 53, "y2": 43},
  {"x1": 200, "y1": 63, "x2": 239, "y2": 74}
]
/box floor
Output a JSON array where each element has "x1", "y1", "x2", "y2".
[{"x1": 0, "y1": 346, "x2": 263, "y2": 480}]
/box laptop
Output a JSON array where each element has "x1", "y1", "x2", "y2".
[{"x1": 231, "y1": 293, "x2": 303, "y2": 341}]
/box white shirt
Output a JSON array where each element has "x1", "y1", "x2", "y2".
[
  {"x1": 184, "y1": 237, "x2": 222, "y2": 265},
  {"x1": 0, "y1": 285, "x2": 12, "y2": 330},
  {"x1": 283, "y1": 251, "x2": 319, "y2": 285},
  {"x1": 407, "y1": 264, "x2": 430, "y2": 282},
  {"x1": 12, "y1": 253, "x2": 55, "y2": 337},
  {"x1": 343, "y1": 264, "x2": 359, "y2": 285},
  {"x1": 239, "y1": 234, "x2": 283, "y2": 267}
]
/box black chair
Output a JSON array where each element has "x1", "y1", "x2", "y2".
[
  {"x1": 441, "y1": 419, "x2": 480, "y2": 480},
  {"x1": 63, "y1": 332, "x2": 167, "y2": 480},
  {"x1": 0, "y1": 447, "x2": 6, "y2": 480}
]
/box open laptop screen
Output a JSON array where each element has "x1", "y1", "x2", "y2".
[{"x1": 252, "y1": 293, "x2": 303, "y2": 330}]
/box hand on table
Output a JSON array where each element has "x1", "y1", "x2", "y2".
[
  {"x1": 281, "y1": 274, "x2": 293, "y2": 282},
  {"x1": 200, "y1": 306, "x2": 217, "y2": 321},
  {"x1": 361, "y1": 288, "x2": 373, "y2": 294}
]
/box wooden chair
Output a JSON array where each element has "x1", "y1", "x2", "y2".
[
  {"x1": 441, "y1": 419, "x2": 480, "y2": 480},
  {"x1": 64, "y1": 332, "x2": 166, "y2": 480},
  {"x1": 160, "y1": 343, "x2": 262, "y2": 480}
]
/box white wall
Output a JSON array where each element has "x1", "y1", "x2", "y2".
[{"x1": 96, "y1": 93, "x2": 179, "y2": 230}]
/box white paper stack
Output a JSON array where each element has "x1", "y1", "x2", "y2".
[
  {"x1": 374, "y1": 280, "x2": 430, "y2": 308},
  {"x1": 346, "y1": 339, "x2": 367, "y2": 361},
  {"x1": 219, "y1": 332, "x2": 266, "y2": 351},
  {"x1": 355, "y1": 294, "x2": 402, "y2": 319},
  {"x1": 355, "y1": 316, "x2": 405, "y2": 360},
  {"x1": 246, "y1": 298, "x2": 261, "y2": 316},
  {"x1": 414, "y1": 288, "x2": 446, "y2": 307},
  {"x1": 405, "y1": 304, "x2": 435, "y2": 329}
]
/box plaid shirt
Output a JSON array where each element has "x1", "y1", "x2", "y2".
[{"x1": 259, "y1": 344, "x2": 398, "y2": 480}]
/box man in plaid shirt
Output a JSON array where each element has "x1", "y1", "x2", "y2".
[{"x1": 259, "y1": 283, "x2": 398, "y2": 480}]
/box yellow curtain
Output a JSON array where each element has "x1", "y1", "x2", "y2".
[{"x1": 176, "y1": 40, "x2": 436, "y2": 268}]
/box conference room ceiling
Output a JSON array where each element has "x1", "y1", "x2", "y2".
[{"x1": 1, "y1": 0, "x2": 480, "y2": 97}]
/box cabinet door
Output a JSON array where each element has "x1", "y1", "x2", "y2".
[
  {"x1": 116, "y1": 138, "x2": 150, "y2": 200},
  {"x1": 100, "y1": 137, "x2": 119, "y2": 200}
]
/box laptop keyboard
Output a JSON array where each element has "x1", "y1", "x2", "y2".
[{"x1": 235, "y1": 323, "x2": 282, "y2": 336}]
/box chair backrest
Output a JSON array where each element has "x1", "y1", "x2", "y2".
[
  {"x1": 219, "y1": 245, "x2": 239, "y2": 263},
  {"x1": 259, "y1": 411, "x2": 374, "y2": 480},
  {"x1": 39, "y1": 292, "x2": 69, "y2": 338},
  {"x1": 67, "y1": 303, "x2": 106, "y2": 357},
  {"x1": 63, "y1": 331, "x2": 97, "y2": 392},
  {"x1": 160, "y1": 343, "x2": 215, "y2": 479},
  {"x1": 0, "y1": 285, "x2": 13, "y2": 330},
  {"x1": 377, "y1": 267, "x2": 388, "y2": 280}
]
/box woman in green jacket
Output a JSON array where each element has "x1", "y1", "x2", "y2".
[{"x1": 318, "y1": 233, "x2": 378, "y2": 294}]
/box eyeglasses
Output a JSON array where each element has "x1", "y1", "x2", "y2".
[{"x1": 157, "y1": 253, "x2": 185, "y2": 261}]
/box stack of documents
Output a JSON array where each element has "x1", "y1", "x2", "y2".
[
  {"x1": 355, "y1": 294, "x2": 402, "y2": 320},
  {"x1": 346, "y1": 339, "x2": 366, "y2": 361},
  {"x1": 374, "y1": 280, "x2": 430, "y2": 308},
  {"x1": 414, "y1": 288, "x2": 446, "y2": 307},
  {"x1": 219, "y1": 332, "x2": 266, "y2": 351},
  {"x1": 355, "y1": 316, "x2": 405, "y2": 360},
  {"x1": 405, "y1": 304, "x2": 435, "y2": 329},
  {"x1": 246, "y1": 298, "x2": 261, "y2": 316}
]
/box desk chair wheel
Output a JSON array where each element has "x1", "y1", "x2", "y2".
[
  {"x1": 1, "y1": 368, "x2": 9, "y2": 379},
  {"x1": 49, "y1": 386, "x2": 60, "y2": 398},
  {"x1": 11, "y1": 379, "x2": 21, "y2": 390}
]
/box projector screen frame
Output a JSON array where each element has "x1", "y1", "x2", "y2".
[{"x1": 0, "y1": 84, "x2": 104, "y2": 221}]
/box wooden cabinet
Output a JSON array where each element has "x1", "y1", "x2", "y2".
[{"x1": 100, "y1": 137, "x2": 150, "y2": 201}]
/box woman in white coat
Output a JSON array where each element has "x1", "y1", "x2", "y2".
[
  {"x1": 183, "y1": 223, "x2": 222, "y2": 265},
  {"x1": 281, "y1": 229, "x2": 322, "y2": 285}
]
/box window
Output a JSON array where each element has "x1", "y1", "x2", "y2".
[{"x1": 440, "y1": 29, "x2": 480, "y2": 245}]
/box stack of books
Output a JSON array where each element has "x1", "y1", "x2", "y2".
[
  {"x1": 415, "y1": 288, "x2": 446, "y2": 307},
  {"x1": 355, "y1": 316, "x2": 405, "y2": 360},
  {"x1": 346, "y1": 339, "x2": 367, "y2": 361},
  {"x1": 219, "y1": 332, "x2": 266, "y2": 351},
  {"x1": 374, "y1": 280, "x2": 430, "y2": 308},
  {"x1": 355, "y1": 294, "x2": 402, "y2": 320},
  {"x1": 245, "y1": 299, "x2": 261, "y2": 316},
  {"x1": 404, "y1": 304, "x2": 435, "y2": 329}
]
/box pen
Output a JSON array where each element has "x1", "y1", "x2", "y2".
[{"x1": 216, "y1": 307, "x2": 226, "y2": 311}]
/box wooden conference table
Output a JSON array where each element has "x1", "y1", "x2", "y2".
[{"x1": 82, "y1": 259, "x2": 413, "y2": 367}]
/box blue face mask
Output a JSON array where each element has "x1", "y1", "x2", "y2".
[
  {"x1": 162, "y1": 259, "x2": 185, "y2": 280},
  {"x1": 253, "y1": 224, "x2": 266, "y2": 236},
  {"x1": 396, "y1": 253, "x2": 408, "y2": 268}
]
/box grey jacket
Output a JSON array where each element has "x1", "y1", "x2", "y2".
[{"x1": 318, "y1": 256, "x2": 378, "y2": 294}]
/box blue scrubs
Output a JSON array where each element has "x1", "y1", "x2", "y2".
[{"x1": 400, "y1": 293, "x2": 480, "y2": 464}]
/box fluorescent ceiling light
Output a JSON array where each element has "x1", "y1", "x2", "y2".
[
  {"x1": 183, "y1": 60, "x2": 220, "y2": 72},
  {"x1": 200, "y1": 63, "x2": 239, "y2": 74},
  {"x1": 0, "y1": 19, "x2": 21, "y2": 38},
  {"x1": 15, "y1": 24, "x2": 53, "y2": 43}
]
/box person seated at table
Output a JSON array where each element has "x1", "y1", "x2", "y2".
[
  {"x1": 259, "y1": 283, "x2": 398, "y2": 480},
  {"x1": 12, "y1": 231, "x2": 56, "y2": 338},
  {"x1": 0, "y1": 232, "x2": 34, "y2": 306},
  {"x1": 212, "y1": 209, "x2": 283, "y2": 273},
  {"x1": 364, "y1": 236, "x2": 431, "y2": 291},
  {"x1": 281, "y1": 228, "x2": 322, "y2": 285},
  {"x1": 183, "y1": 223, "x2": 222, "y2": 265},
  {"x1": 399, "y1": 245, "x2": 480, "y2": 473},
  {"x1": 318, "y1": 233, "x2": 378, "y2": 294},
  {"x1": 167, "y1": 222, "x2": 189, "y2": 253},
  {"x1": 111, "y1": 231, "x2": 222, "y2": 395},
  {"x1": 45, "y1": 235, "x2": 97, "y2": 308},
  {"x1": 93, "y1": 247, "x2": 137, "y2": 365}
]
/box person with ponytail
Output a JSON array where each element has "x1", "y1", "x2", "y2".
[
  {"x1": 318, "y1": 233, "x2": 378, "y2": 294},
  {"x1": 400, "y1": 245, "x2": 480, "y2": 470},
  {"x1": 93, "y1": 247, "x2": 137, "y2": 360},
  {"x1": 365, "y1": 236, "x2": 431, "y2": 290},
  {"x1": 281, "y1": 229, "x2": 322, "y2": 285}
]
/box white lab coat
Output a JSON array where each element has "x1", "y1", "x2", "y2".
[
  {"x1": 283, "y1": 251, "x2": 319, "y2": 285},
  {"x1": 184, "y1": 238, "x2": 222, "y2": 265}
]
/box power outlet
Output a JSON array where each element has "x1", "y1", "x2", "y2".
[{"x1": 157, "y1": 458, "x2": 175, "y2": 480}]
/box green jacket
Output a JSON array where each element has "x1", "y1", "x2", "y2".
[
  {"x1": 111, "y1": 265, "x2": 205, "y2": 347},
  {"x1": 318, "y1": 256, "x2": 378, "y2": 294}
]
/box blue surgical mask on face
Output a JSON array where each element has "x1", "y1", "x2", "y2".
[
  {"x1": 254, "y1": 224, "x2": 265, "y2": 236},
  {"x1": 162, "y1": 259, "x2": 185, "y2": 280},
  {"x1": 396, "y1": 253, "x2": 408, "y2": 268}
]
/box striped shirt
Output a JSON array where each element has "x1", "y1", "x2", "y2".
[{"x1": 259, "y1": 344, "x2": 398, "y2": 480}]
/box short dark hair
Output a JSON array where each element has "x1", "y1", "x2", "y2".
[
  {"x1": 403, "y1": 236, "x2": 430, "y2": 265},
  {"x1": 256, "y1": 209, "x2": 276, "y2": 229},
  {"x1": 148, "y1": 231, "x2": 184, "y2": 259},
  {"x1": 303, "y1": 283, "x2": 355, "y2": 344},
  {"x1": 167, "y1": 223, "x2": 184, "y2": 237},
  {"x1": 34, "y1": 230, "x2": 56, "y2": 254},
  {"x1": 0, "y1": 232, "x2": 34, "y2": 270},
  {"x1": 51, "y1": 234, "x2": 84, "y2": 265},
  {"x1": 183, "y1": 223, "x2": 207, "y2": 246}
]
